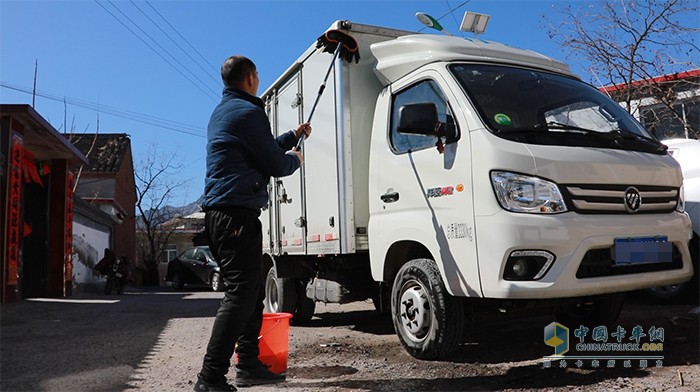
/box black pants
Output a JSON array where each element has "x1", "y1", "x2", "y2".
[{"x1": 200, "y1": 208, "x2": 264, "y2": 382}]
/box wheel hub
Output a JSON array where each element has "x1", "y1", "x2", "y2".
[{"x1": 399, "y1": 283, "x2": 430, "y2": 341}]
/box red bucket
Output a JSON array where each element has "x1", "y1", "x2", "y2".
[{"x1": 258, "y1": 312, "x2": 293, "y2": 373}]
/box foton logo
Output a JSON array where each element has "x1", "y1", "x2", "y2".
[{"x1": 624, "y1": 187, "x2": 642, "y2": 213}]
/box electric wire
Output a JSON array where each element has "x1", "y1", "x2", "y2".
[
  {"x1": 103, "y1": 0, "x2": 219, "y2": 98},
  {"x1": 1, "y1": 82, "x2": 206, "y2": 138},
  {"x1": 94, "y1": 0, "x2": 219, "y2": 102},
  {"x1": 129, "y1": 0, "x2": 220, "y2": 86},
  {"x1": 144, "y1": 0, "x2": 219, "y2": 75},
  {"x1": 445, "y1": 0, "x2": 466, "y2": 37},
  {"x1": 418, "y1": 0, "x2": 471, "y2": 33}
]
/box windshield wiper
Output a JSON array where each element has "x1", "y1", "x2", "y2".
[
  {"x1": 533, "y1": 121, "x2": 602, "y2": 134},
  {"x1": 611, "y1": 128, "x2": 668, "y2": 151},
  {"x1": 497, "y1": 121, "x2": 606, "y2": 135}
]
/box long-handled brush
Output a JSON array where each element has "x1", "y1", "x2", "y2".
[{"x1": 296, "y1": 29, "x2": 360, "y2": 150}]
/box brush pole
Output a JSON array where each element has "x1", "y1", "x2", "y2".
[{"x1": 296, "y1": 44, "x2": 343, "y2": 150}]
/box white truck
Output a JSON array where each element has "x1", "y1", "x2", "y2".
[{"x1": 259, "y1": 20, "x2": 694, "y2": 359}]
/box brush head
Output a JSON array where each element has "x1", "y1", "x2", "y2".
[{"x1": 316, "y1": 30, "x2": 361, "y2": 63}]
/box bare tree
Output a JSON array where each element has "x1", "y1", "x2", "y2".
[
  {"x1": 545, "y1": 0, "x2": 699, "y2": 138},
  {"x1": 134, "y1": 144, "x2": 188, "y2": 285}
]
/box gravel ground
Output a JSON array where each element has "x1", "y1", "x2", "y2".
[{"x1": 1, "y1": 287, "x2": 697, "y2": 391}]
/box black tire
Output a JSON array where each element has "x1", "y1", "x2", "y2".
[
  {"x1": 211, "y1": 272, "x2": 224, "y2": 292},
  {"x1": 391, "y1": 258, "x2": 464, "y2": 360},
  {"x1": 555, "y1": 294, "x2": 624, "y2": 327},
  {"x1": 171, "y1": 273, "x2": 184, "y2": 290},
  {"x1": 264, "y1": 266, "x2": 297, "y2": 314},
  {"x1": 104, "y1": 278, "x2": 114, "y2": 295}
]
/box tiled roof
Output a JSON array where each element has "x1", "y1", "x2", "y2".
[{"x1": 67, "y1": 133, "x2": 130, "y2": 172}]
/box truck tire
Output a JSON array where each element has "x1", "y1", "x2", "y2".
[
  {"x1": 555, "y1": 294, "x2": 624, "y2": 327},
  {"x1": 264, "y1": 266, "x2": 297, "y2": 314},
  {"x1": 391, "y1": 258, "x2": 464, "y2": 359}
]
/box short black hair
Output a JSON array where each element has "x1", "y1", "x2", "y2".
[{"x1": 221, "y1": 56, "x2": 256, "y2": 88}]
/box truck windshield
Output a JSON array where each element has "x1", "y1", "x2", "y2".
[{"x1": 449, "y1": 64, "x2": 667, "y2": 154}]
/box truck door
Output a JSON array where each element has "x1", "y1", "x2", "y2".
[
  {"x1": 372, "y1": 72, "x2": 480, "y2": 298},
  {"x1": 261, "y1": 97, "x2": 276, "y2": 255},
  {"x1": 272, "y1": 75, "x2": 305, "y2": 255}
]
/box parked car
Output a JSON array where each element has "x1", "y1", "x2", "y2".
[
  {"x1": 166, "y1": 246, "x2": 224, "y2": 291},
  {"x1": 645, "y1": 138, "x2": 700, "y2": 302}
]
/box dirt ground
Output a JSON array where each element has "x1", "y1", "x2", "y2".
[{"x1": 1, "y1": 287, "x2": 698, "y2": 392}]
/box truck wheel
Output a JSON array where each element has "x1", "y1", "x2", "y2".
[
  {"x1": 555, "y1": 294, "x2": 624, "y2": 327},
  {"x1": 264, "y1": 266, "x2": 297, "y2": 314},
  {"x1": 391, "y1": 258, "x2": 464, "y2": 359}
]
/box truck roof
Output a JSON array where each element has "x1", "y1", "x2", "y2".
[
  {"x1": 261, "y1": 20, "x2": 574, "y2": 96},
  {"x1": 370, "y1": 34, "x2": 574, "y2": 86}
]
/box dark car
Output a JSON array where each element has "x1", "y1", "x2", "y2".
[{"x1": 166, "y1": 246, "x2": 224, "y2": 291}]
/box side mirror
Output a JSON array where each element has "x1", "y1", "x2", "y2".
[
  {"x1": 397, "y1": 103, "x2": 457, "y2": 140},
  {"x1": 398, "y1": 103, "x2": 438, "y2": 135}
]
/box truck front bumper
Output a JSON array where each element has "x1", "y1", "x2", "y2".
[{"x1": 474, "y1": 211, "x2": 694, "y2": 299}]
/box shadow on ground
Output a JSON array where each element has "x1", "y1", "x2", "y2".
[{"x1": 0, "y1": 287, "x2": 221, "y2": 392}]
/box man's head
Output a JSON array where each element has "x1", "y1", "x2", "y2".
[{"x1": 221, "y1": 55, "x2": 259, "y2": 95}]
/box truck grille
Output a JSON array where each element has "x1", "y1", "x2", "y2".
[
  {"x1": 560, "y1": 184, "x2": 679, "y2": 214},
  {"x1": 576, "y1": 245, "x2": 683, "y2": 278}
]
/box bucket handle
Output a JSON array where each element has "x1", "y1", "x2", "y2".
[{"x1": 258, "y1": 319, "x2": 282, "y2": 340}]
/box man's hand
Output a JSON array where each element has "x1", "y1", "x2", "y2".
[
  {"x1": 291, "y1": 147, "x2": 304, "y2": 165},
  {"x1": 295, "y1": 123, "x2": 312, "y2": 140}
]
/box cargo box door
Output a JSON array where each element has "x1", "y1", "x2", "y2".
[
  {"x1": 274, "y1": 75, "x2": 305, "y2": 254},
  {"x1": 301, "y1": 53, "x2": 341, "y2": 255}
]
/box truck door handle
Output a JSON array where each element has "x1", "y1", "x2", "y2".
[{"x1": 381, "y1": 191, "x2": 399, "y2": 203}]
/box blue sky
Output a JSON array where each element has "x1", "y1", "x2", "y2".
[{"x1": 0, "y1": 0, "x2": 693, "y2": 206}]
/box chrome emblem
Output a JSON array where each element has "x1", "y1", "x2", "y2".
[{"x1": 624, "y1": 187, "x2": 641, "y2": 213}]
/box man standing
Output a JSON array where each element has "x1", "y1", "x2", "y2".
[{"x1": 195, "y1": 55, "x2": 311, "y2": 392}]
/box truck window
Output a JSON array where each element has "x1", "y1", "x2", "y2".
[{"x1": 390, "y1": 80, "x2": 455, "y2": 154}]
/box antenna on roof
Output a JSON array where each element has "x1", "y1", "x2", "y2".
[{"x1": 416, "y1": 12, "x2": 453, "y2": 36}]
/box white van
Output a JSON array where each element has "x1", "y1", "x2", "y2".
[{"x1": 259, "y1": 21, "x2": 694, "y2": 359}]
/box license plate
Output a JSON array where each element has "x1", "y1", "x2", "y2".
[{"x1": 614, "y1": 236, "x2": 672, "y2": 265}]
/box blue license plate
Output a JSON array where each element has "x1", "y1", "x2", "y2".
[{"x1": 614, "y1": 236, "x2": 672, "y2": 265}]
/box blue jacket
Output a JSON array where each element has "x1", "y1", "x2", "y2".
[{"x1": 202, "y1": 87, "x2": 300, "y2": 212}]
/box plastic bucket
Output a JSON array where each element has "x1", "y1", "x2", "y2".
[{"x1": 258, "y1": 312, "x2": 293, "y2": 374}]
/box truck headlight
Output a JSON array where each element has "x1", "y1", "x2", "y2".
[
  {"x1": 490, "y1": 171, "x2": 567, "y2": 214},
  {"x1": 676, "y1": 183, "x2": 685, "y2": 213}
]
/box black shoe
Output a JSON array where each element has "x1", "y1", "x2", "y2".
[
  {"x1": 234, "y1": 362, "x2": 286, "y2": 387},
  {"x1": 193, "y1": 373, "x2": 237, "y2": 392}
]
